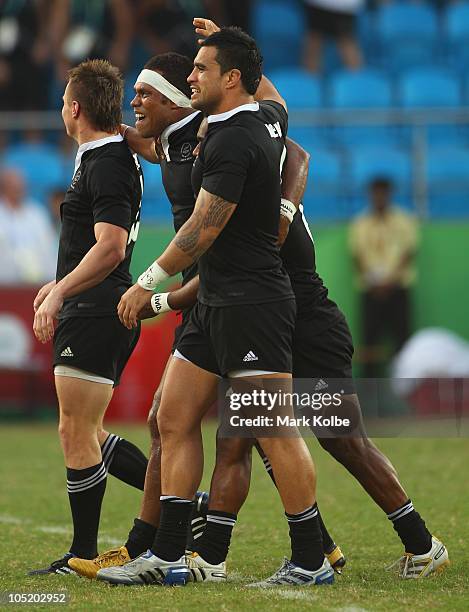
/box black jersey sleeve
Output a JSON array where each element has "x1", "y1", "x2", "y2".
[
  {"x1": 201, "y1": 126, "x2": 255, "y2": 204},
  {"x1": 259, "y1": 100, "x2": 289, "y2": 137},
  {"x1": 87, "y1": 157, "x2": 135, "y2": 232}
]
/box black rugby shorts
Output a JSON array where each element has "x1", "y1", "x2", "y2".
[
  {"x1": 53, "y1": 316, "x2": 140, "y2": 386},
  {"x1": 176, "y1": 299, "x2": 296, "y2": 377},
  {"x1": 292, "y1": 310, "x2": 355, "y2": 394}
]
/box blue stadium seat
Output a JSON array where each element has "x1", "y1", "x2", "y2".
[
  {"x1": 139, "y1": 159, "x2": 172, "y2": 222},
  {"x1": 347, "y1": 146, "x2": 412, "y2": 193},
  {"x1": 327, "y1": 69, "x2": 396, "y2": 146},
  {"x1": 399, "y1": 68, "x2": 461, "y2": 108},
  {"x1": 303, "y1": 148, "x2": 346, "y2": 220},
  {"x1": 444, "y1": 2, "x2": 469, "y2": 71},
  {"x1": 253, "y1": 1, "x2": 305, "y2": 70},
  {"x1": 269, "y1": 69, "x2": 322, "y2": 108},
  {"x1": 329, "y1": 69, "x2": 393, "y2": 108},
  {"x1": 426, "y1": 146, "x2": 469, "y2": 217},
  {"x1": 3, "y1": 142, "x2": 63, "y2": 203},
  {"x1": 398, "y1": 68, "x2": 463, "y2": 145},
  {"x1": 376, "y1": 3, "x2": 439, "y2": 71},
  {"x1": 287, "y1": 126, "x2": 330, "y2": 149}
]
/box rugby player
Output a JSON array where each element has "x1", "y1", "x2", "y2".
[
  {"x1": 69, "y1": 52, "x2": 343, "y2": 580},
  {"x1": 111, "y1": 27, "x2": 334, "y2": 586},
  {"x1": 174, "y1": 18, "x2": 450, "y2": 583},
  {"x1": 30, "y1": 60, "x2": 147, "y2": 575}
]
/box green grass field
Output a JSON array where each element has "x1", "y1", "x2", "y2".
[{"x1": 0, "y1": 423, "x2": 467, "y2": 611}]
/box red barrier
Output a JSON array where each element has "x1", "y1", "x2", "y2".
[{"x1": 0, "y1": 286, "x2": 178, "y2": 420}]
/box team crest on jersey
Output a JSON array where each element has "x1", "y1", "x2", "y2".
[
  {"x1": 70, "y1": 169, "x2": 81, "y2": 190},
  {"x1": 181, "y1": 142, "x2": 193, "y2": 161}
]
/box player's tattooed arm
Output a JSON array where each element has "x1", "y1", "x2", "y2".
[
  {"x1": 158, "y1": 188, "x2": 237, "y2": 273},
  {"x1": 117, "y1": 191, "x2": 235, "y2": 329}
]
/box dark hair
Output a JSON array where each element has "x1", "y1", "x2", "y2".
[
  {"x1": 369, "y1": 176, "x2": 393, "y2": 190},
  {"x1": 68, "y1": 59, "x2": 123, "y2": 132},
  {"x1": 201, "y1": 27, "x2": 263, "y2": 95},
  {"x1": 144, "y1": 52, "x2": 193, "y2": 98}
]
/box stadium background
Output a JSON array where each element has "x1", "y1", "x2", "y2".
[
  {"x1": 0, "y1": 2, "x2": 468, "y2": 609},
  {"x1": 0, "y1": 0, "x2": 468, "y2": 420}
]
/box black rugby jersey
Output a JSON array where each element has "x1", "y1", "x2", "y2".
[
  {"x1": 282, "y1": 204, "x2": 343, "y2": 332},
  {"x1": 192, "y1": 100, "x2": 294, "y2": 307},
  {"x1": 159, "y1": 111, "x2": 203, "y2": 285},
  {"x1": 57, "y1": 135, "x2": 143, "y2": 318},
  {"x1": 159, "y1": 111, "x2": 204, "y2": 234}
]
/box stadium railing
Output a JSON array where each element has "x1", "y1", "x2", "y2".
[{"x1": 1, "y1": 108, "x2": 469, "y2": 220}]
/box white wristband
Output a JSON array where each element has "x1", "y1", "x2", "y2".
[
  {"x1": 137, "y1": 262, "x2": 169, "y2": 291},
  {"x1": 151, "y1": 292, "x2": 172, "y2": 315},
  {"x1": 280, "y1": 198, "x2": 296, "y2": 223}
]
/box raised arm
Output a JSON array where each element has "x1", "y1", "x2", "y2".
[
  {"x1": 121, "y1": 124, "x2": 159, "y2": 163},
  {"x1": 278, "y1": 138, "x2": 310, "y2": 245}
]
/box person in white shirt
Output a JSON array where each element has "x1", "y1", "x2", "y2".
[{"x1": 0, "y1": 167, "x2": 57, "y2": 284}]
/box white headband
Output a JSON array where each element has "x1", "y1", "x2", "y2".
[{"x1": 135, "y1": 69, "x2": 192, "y2": 108}]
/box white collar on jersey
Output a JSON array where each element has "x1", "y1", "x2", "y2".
[
  {"x1": 207, "y1": 102, "x2": 259, "y2": 124},
  {"x1": 74, "y1": 134, "x2": 123, "y2": 176},
  {"x1": 160, "y1": 110, "x2": 201, "y2": 162}
]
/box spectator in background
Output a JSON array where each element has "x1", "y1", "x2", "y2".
[
  {"x1": 0, "y1": 0, "x2": 51, "y2": 110},
  {"x1": 302, "y1": 0, "x2": 363, "y2": 73},
  {"x1": 349, "y1": 177, "x2": 419, "y2": 377},
  {"x1": 49, "y1": 0, "x2": 133, "y2": 82},
  {"x1": 0, "y1": 168, "x2": 57, "y2": 284}
]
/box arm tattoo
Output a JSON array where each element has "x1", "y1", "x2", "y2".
[
  {"x1": 174, "y1": 212, "x2": 204, "y2": 259},
  {"x1": 202, "y1": 196, "x2": 236, "y2": 229},
  {"x1": 174, "y1": 194, "x2": 235, "y2": 260}
]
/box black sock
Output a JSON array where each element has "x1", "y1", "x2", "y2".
[
  {"x1": 258, "y1": 443, "x2": 335, "y2": 557},
  {"x1": 101, "y1": 434, "x2": 148, "y2": 491},
  {"x1": 152, "y1": 496, "x2": 193, "y2": 562},
  {"x1": 287, "y1": 504, "x2": 324, "y2": 571},
  {"x1": 67, "y1": 462, "x2": 107, "y2": 559},
  {"x1": 316, "y1": 506, "x2": 336, "y2": 554},
  {"x1": 387, "y1": 500, "x2": 432, "y2": 554},
  {"x1": 187, "y1": 491, "x2": 209, "y2": 548},
  {"x1": 193, "y1": 510, "x2": 237, "y2": 565},
  {"x1": 256, "y1": 442, "x2": 277, "y2": 485},
  {"x1": 125, "y1": 518, "x2": 157, "y2": 559}
]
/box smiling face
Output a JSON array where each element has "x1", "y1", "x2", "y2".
[
  {"x1": 131, "y1": 78, "x2": 174, "y2": 138},
  {"x1": 187, "y1": 45, "x2": 226, "y2": 115}
]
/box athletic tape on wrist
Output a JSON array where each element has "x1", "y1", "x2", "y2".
[
  {"x1": 151, "y1": 293, "x2": 171, "y2": 315},
  {"x1": 136, "y1": 69, "x2": 192, "y2": 108},
  {"x1": 137, "y1": 262, "x2": 169, "y2": 291},
  {"x1": 280, "y1": 198, "x2": 296, "y2": 223}
]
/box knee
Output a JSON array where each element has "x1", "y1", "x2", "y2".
[
  {"x1": 147, "y1": 389, "x2": 162, "y2": 442},
  {"x1": 156, "y1": 405, "x2": 189, "y2": 440},
  {"x1": 318, "y1": 435, "x2": 371, "y2": 464},
  {"x1": 58, "y1": 418, "x2": 94, "y2": 457}
]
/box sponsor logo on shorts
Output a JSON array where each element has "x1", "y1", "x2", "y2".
[
  {"x1": 314, "y1": 378, "x2": 328, "y2": 391},
  {"x1": 243, "y1": 351, "x2": 258, "y2": 362},
  {"x1": 60, "y1": 346, "x2": 74, "y2": 357}
]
